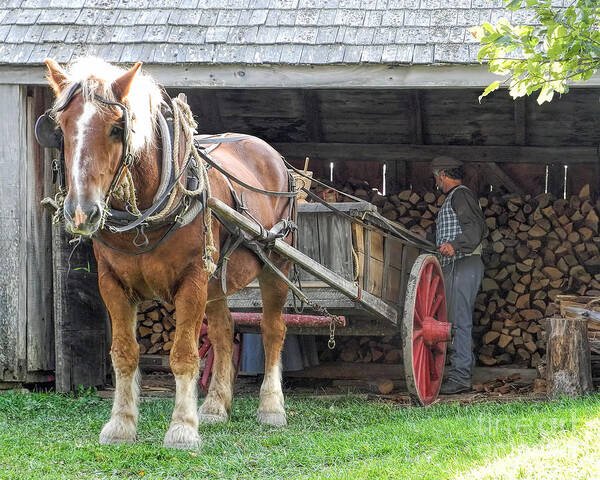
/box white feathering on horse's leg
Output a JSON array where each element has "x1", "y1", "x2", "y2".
[
  {"x1": 99, "y1": 369, "x2": 140, "y2": 444},
  {"x1": 163, "y1": 371, "x2": 200, "y2": 449},
  {"x1": 258, "y1": 364, "x2": 287, "y2": 427}
]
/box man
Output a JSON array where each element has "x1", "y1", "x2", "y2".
[{"x1": 421, "y1": 156, "x2": 487, "y2": 394}]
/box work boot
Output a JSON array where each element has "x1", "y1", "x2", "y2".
[{"x1": 440, "y1": 378, "x2": 471, "y2": 394}]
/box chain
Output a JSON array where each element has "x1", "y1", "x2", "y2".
[{"x1": 301, "y1": 298, "x2": 342, "y2": 350}]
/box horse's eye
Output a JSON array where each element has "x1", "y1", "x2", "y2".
[{"x1": 110, "y1": 125, "x2": 122, "y2": 138}]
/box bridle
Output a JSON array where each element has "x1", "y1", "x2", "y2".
[{"x1": 35, "y1": 81, "x2": 134, "y2": 207}]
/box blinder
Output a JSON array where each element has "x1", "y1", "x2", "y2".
[{"x1": 34, "y1": 113, "x2": 62, "y2": 149}]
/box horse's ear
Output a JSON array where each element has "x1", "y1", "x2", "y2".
[
  {"x1": 45, "y1": 58, "x2": 68, "y2": 96},
  {"x1": 112, "y1": 62, "x2": 142, "y2": 101}
]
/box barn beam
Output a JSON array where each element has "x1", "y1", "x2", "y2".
[
  {"x1": 273, "y1": 143, "x2": 600, "y2": 165},
  {"x1": 482, "y1": 162, "x2": 525, "y2": 195}
]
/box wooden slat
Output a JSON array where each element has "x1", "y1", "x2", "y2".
[
  {"x1": 317, "y1": 213, "x2": 353, "y2": 278},
  {"x1": 0, "y1": 85, "x2": 27, "y2": 382},
  {"x1": 208, "y1": 197, "x2": 398, "y2": 324},
  {"x1": 273, "y1": 143, "x2": 600, "y2": 165},
  {"x1": 53, "y1": 233, "x2": 109, "y2": 392},
  {"x1": 296, "y1": 211, "x2": 320, "y2": 281},
  {"x1": 514, "y1": 98, "x2": 527, "y2": 145},
  {"x1": 302, "y1": 90, "x2": 322, "y2": 142},
  {"x1": 26, "y1": 87, "x2": 54, "y2": 372}
]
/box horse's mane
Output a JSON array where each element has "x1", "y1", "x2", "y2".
[{"x1": 52, "y1": 56, "x2": 163, "y2": 155}]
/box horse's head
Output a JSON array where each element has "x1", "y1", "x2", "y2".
[{"x1": 44, "y1": 58, "x2": 147, "y2": 236}]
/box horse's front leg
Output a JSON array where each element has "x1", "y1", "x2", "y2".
[
  {"x1": 98, "y1": 272, "x2": 140, "y2": 445},
  {"x1": 163, "y1": 272, "x2": 206, "y2": 449}
]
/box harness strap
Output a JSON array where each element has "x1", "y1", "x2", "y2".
[{"x1": 195, "y1": 144, "x2": 298, "y2": 198}]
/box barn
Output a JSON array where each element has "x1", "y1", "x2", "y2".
[{"x1": 0, "y1": 0, "x2": 598, "y2": 392}]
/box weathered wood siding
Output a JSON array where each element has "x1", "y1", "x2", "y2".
[
  {"x1": 0, "y1": 85, "x2": 28, "y2": 382},
  {"x1": 26, "y1": 87, "x2": 55, "y2": 373}
]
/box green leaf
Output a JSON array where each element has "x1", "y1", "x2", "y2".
[{"x1": 479, "y1": 81, "x2": 502, "y2": 103}]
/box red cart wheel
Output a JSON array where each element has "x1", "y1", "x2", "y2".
[
  {"x1": 198, "y1": 316, "x2": 243, "y2": 395},
  {"x1": 402, "y1": 254, "x2": 451, "y2": 406}
]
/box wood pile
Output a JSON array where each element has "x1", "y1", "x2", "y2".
[
  {"x1": 472, "y1": 373, "x2": 535, "y2": 395},
  {"x1": 136, "y1": 300, "x2": 176, "y2": 355},
  {"x1": 314, "y1": 180, "x2": 600, "y2": 370}
]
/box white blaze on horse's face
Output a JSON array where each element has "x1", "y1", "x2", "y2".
[{"x1": 61, "y1": 99, "x2": 113, "y2": 237}]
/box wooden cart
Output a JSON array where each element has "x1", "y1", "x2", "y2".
[{"x1": 206, "y1": 198, "x2": 451, "y2": 406}]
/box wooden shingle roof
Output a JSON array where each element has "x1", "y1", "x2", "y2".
[{"x1": 0, "y1": 0, "x2": 545, "y2": 66}]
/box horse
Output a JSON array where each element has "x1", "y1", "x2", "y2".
[{"x1": 42, "y1": 57, "x2": 294, "y2": 449}]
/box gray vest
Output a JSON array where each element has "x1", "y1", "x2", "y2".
[{"x1": 435, "y1": 185, "x2": 481, "y2": 266}]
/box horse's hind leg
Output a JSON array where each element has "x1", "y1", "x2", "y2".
[
  {"x1": 163, "y1": 272, "x2": 206, "y2": 449},
  {"x1": 257, "y1": 267, "x2": 289, "y2": 427},
  {"x1": 198, "y1": 298, "x2": 235, "y2": 423},
  {"x1": 98, "y1": 272, "x2": 140, "y2": 445}
]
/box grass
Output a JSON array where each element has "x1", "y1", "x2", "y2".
[{"x1": 0, "y1": 390, "x2": 599, "y2": 479}]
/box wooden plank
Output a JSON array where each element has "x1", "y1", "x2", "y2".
[
  {"x1": 273, "y1": 143, "x2": 600, "y2": 165},
  {"x1": 227, "y1": 285, "x2": 372, "y2": 313},
  {"x1": 53, "y1": 232, "x2": 110, "y2": 392},
  {"x1": 302, "y1": 90, "x2": 322, "y2": 143},
  {"x1": 0, "y1": 85, "x2": 27, "y2": 382},
  {"x1": 408, "y1": 90, "x2": 424, "y2": 145},
  {"x1": 317, "y1": 213, "x2": 353, "y2": 279},
  {"x1": 26, "y1": 87, "x2": 54, "y2": 372},
  {"x1": 482, "y1": 162, "x2": 524, "y2": 195},
  {"x1": 208, "y1": 197, "x2": 398, "y2": 324},
  {"x1": 514, "y1": 98, "x2": 527, "y2": 145},
  {"x1": 296, "y1": 211, "x2": 320, "y2": 281},
  {"x1": 192, "y1": 90, "x2": 224, "y2": 133},
  {"x1": 547, "y1": 163, "x2": 565, "y2": 198},
  {"x1": 297, "y1": 201, "x2": 376, "y2": 214},
  {"x1": 285, "y1": 362, "x2": 538, "y2": 384},
  {"x1": 0, "y1": 64, "x2": 527, "y2": 89}
]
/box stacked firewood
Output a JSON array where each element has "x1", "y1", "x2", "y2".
[
  {"x1": 318, "y1": 335, "x2": 403, "y2": 364},
  {"x1": 136, "y1": 300, "x2": 176, "y2": 355},
  {"x1": 315, "y1": 181, "x2": 600, "y2": 369}
]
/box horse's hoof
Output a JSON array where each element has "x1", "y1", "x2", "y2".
[
  {"x1": 163, "y1": 423, "x2": 200, "y2": 450},
  {"x1": 99, "y1": 419, "x2": 137, "y2": 445},
  {"x1": 257, "y1": 411, "x2": 287, "y2": 427},
  {"x1": 198, "y1": 412, "x2": 228, "y2": 424}
]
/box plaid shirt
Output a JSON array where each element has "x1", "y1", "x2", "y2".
[{"x1": 436, "y1": 185, "x2": 469, "y2": 267}]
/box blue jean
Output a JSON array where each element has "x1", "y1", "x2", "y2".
[{"x1": 442, "y1": 255, "x2": 484, "y2": 386}]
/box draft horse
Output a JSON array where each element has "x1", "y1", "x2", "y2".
[{"x1": 42, "y1": 57, "x2": 294, "y2": 449}]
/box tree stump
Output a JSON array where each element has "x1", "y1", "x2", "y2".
[{"x1": 546, "y1": 317, "x2": 593, "y2": 398}]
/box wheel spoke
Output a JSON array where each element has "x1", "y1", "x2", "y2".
[
  {"x1": 414, "y1": 305, "x2": 423, "y2": 326},
  {"x1": 430, "y1": 295, "x2": 444, "y2": 317},
  {"x1": 426, "y1": 275, "x2": 440, "y2": 316}
]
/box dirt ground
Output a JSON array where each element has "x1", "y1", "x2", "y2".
[{"x1": 97, "y1": 370, "x2": 547, "y2": 406}]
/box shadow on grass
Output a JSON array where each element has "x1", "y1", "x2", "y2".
[{"x1": 0, "y1": 391, "x2": 599, "y2": 479}]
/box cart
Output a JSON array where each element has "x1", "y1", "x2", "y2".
[{"x1": 202, "y1": 197, "x2": 451, "y2": 406}]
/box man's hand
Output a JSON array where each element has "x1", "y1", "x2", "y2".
[{"x1": 438, "y1": 242, "x2": 455, "y2": 257}]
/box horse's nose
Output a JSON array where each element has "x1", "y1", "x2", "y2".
[
  {"x1": 64, "y1": 198, "x2": 103, "y2": 234},
  {"x1": 88, "y1": 203, "x2": 102, "y2": 225}
]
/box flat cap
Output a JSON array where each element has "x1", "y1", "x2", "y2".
[{"x1": 431, "y1": 156, "x2": 463, "y2": 172}]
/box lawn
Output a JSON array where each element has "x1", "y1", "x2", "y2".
[{"x1": 0, "y1": 390, "x2": 599, "y2": 479}]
